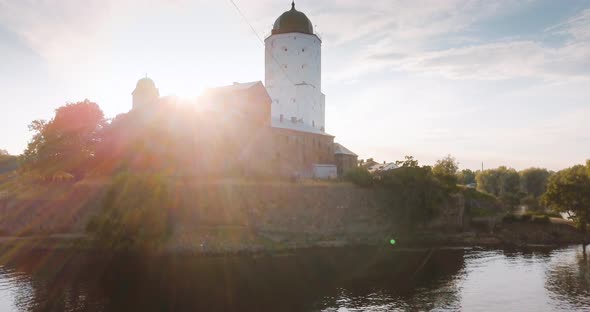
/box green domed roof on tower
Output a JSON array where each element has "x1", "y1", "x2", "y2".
[
  {"x1": 135, "y1": 77, "x2": 156, "y2": 90},
  {"x1": 272, "y1": 1, "x2": 313, "y2": 35}
]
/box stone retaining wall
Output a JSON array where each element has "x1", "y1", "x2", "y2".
[{"x1": 0, "y1": 180, "x2": 465, "y2": 238}]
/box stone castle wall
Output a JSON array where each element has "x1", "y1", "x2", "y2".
[{"x1": 0, "y1": 180, "x2": 464, "y2": 238}]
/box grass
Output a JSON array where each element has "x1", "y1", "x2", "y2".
[{"x1": 502, "y1": 212, "x2": 555, "y2": 224}]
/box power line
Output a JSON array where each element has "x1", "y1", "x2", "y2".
[
  {"x1": 228, "y1": 0, "x2": 264, "y2": 45},
  {"x1": 227, "y1": 0, "x2": 297, "y2": 87}
]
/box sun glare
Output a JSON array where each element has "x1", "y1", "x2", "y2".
[
  {"x1": 174, "y1": 85, "x2": 205, "y2": 100},
  {"x1": 2, "y1": 1, "x2": 590, "y2": 311}
]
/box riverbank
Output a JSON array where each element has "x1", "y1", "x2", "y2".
[
  {"x1": 0, "y1": 218, "x2": 586, "y2": 256},
  {"x1": 0, "y1": 179, "x2": 586, "y2": 255}
]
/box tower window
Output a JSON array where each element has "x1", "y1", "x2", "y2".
[
  {"x1": 302, "y1": 48, "x2": 305, "y2": 52},
  {"x1": 280, "y1": 114, "x2": 283, "y2": 122},
  {"x1": 284, "y1": 48, "x2": 288, "y2": 52},
  {"x1": 284, "y1": 65, "x2": 288, "y2": 69}
]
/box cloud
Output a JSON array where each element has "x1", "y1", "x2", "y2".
[
  {"x1": 548, "y1": 8, "x2": 590, "y2": 41},
  {"x1": 325, "y1": 4, "x2": 590, "y2": 82},
  {"x1": 235, "y1": 0, "x2": 524, "y2": 46},
  {"x1": 384, "y1": 8, "x2": 590, "y2": 81},
  {"x1": 393, "y1": 40, "x2": 590, "y2": 80},
  {"x1": 0, "y1": 0, "x2": 113, "y2": 64},
  {"x1": 0, "y1": 0, "x2": 191, "y2": 69},
  {"x1": 312, "y1": 0, "x2": 523, "y2": 46},
  {"x1": 227, "y1": 0, "x2": 522, "y2": 82}
]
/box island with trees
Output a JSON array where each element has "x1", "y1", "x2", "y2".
[{"x1": 0, "y1": 100, "x2": 588, "y2": 254}]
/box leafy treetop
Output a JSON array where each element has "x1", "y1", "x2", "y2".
[{"x1": 543, "y1": 162, "x2": 590, "y2": 234}]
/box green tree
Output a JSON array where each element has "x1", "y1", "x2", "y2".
[
  {"x1": 476, "y1": 166, "x2": 522, "y2": 210},
  {"x1": 344, "y1": 166, "x2": 373, "y2": 187},
  {"x1": 499, "y1": 167, "x2": 520, "y2": 195},
  {"x1": 542, "y1": 163, "x2": 590, "y2": 250},
  {"x1": 476, "y1": 166, "x2": 519, "y2": 196},
  {"x1": 476, "y1": 169, "x2": 499, "y2": 195},
  {"x1": 457, "y1": 169, "x2": 476, "y2": 185},
  {"x1": 379, "y1": 165, "x2": 447, "y2": 227},
  {"x1": 21, "y1": 100, "x2": 106, "y2": 178},
  {"x1": 519, "y1": 167, "x2": 551, "y2": 212},
  {"x1": 432, "y1": 154, "x2": 459, "y2": 190},
  {"x1": 521, "y1": 195, "x2": 542, "y2": 212},
  {"x1": 395, "y1": 155, "x2": 419, "y2": 168},
  {"x1": 433, "y1": 154, "x2": 459, "y2": 176},
  {"x1": 520, "y1": 167, "x2": 551, "y2": 197}
]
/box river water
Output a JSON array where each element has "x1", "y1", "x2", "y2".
[{"x1": 0, "y1": 245, "x2": 587, "y2": 311}]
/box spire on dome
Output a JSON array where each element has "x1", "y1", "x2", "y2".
[{"x1": 291, "y1": 1, "x2": 295, "y2": 9}]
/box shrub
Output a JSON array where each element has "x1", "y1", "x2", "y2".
[
  {"x1": 502, "y1": 213, "x2": 553, "y2": 224},
  {"x1": 378, "y1": 166, "x2": 448, "y2": 226},
  {"x1": 520, "y1": 195, "x2": 543, "y2": 212},
  {"x1": 532, "y1": 215, "x2": 550, "y2": 224},
  {"x1": 520, "y1": 213, "x2": 533, "y2": 222},
  {"x1": 463, "y1": 188, "x2": 503, "y2": 217},
  {"x1": 502, "y1": 214, "x2": 519, "y2": 223},
  {"x1": 344, "y1": 167, "x2": 373, "y2": 187}
]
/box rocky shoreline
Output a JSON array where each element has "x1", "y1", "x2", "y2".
[{"x1": 0, "y1": 219, "x2": 586, "y2": 256}]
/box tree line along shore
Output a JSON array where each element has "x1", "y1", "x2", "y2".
[{"x1": 0, "y1": 100, "x2": 589, "y2": 253}]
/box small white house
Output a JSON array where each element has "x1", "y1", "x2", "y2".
[
  {"x1": 368, "y1": 162, "x2": 399, "y2": 174},
  {"x1": 312, "y1": 164, "x2": 337, "y2": 179}
]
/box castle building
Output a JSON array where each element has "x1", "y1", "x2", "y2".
[
  {"x1": 265, "y1": 1, "x2": 325, "y2": 133},
  {"x1": 129, "y1": 2, "x2": 357, "y2": 178},
  {"x1": 264, "y1": 2, "x2": 350, "y2": 178}
]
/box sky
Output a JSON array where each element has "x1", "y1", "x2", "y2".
[{"x1": 1, "y1": 0, "x2": 589, "y2": 171}]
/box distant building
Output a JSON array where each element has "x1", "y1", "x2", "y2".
[
  {"x1": 368, "y1": 162, "x2": 399, "y2": 174},
  {"x1": 313, "y1": 164, "x2": 337, "y2": 179},
  {"x1": 334, "y1": 143, "x2": 358, "y2": 177},
  {"x1": 361, "y1": 159, "x2": 379, "y2": 169}
]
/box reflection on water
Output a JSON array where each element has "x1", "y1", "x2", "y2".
[{"x1": 0, "y1": 245, "x2": 587, "y2": 311}]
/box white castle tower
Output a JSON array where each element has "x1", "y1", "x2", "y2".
[{"x1": 265, "y1": 1, "x2": 325, "y2": 132}]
